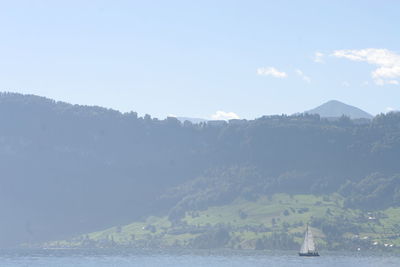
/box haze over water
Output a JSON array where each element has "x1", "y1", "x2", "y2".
[{"x1": 1, "y1": 250, "x2": 400, "y2": 267}]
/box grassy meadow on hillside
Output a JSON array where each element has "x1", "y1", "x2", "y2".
[{"x1": 44, "y1": 194, "x2": 400, "y2": 251}]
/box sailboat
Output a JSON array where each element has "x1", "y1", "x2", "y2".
[{"x1": 299, "y1": 224, "x2": 319, "y2": 256}]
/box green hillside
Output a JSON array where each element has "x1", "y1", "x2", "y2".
[
  {"x1": 2, "y1": 93, "x2": 400, "y2": 248},
  {"x1": 44, "y1": 194, "x2": 400, "y2": 251}
]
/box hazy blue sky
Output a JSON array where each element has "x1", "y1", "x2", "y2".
[{"x1": 1, "y1": 1, "x2": 399, "y2": 119}]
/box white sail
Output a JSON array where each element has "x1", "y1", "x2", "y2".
[
  {"x1": 300, "y1": 229, "x2": 308, "y2": 253},
  {"x1": 300, "y1": 225, "x2": 317, "y2": 253},
  {"x1": 306, "y1": 226, "x2": 316, "y2": 252}
]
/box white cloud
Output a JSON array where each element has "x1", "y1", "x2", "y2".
[
  {"x1": 332, "y1": 48, "x2": 400, "y2": 86},
  {"x1": 257, "y1": 67, "x2": 288, "y2": 78},
  {"x1": 386, "y1": 107, "x2": 396, "y2": 113},
  {"x1": 295, "y1": 69, "x2": 311, "y2": 83},
  {"x1": 314, "y1": 52, "x2": 324, "y2": 63},
  {"x1": 375, "y1": 79, "x2": 399, "y2": 86},
  {"x1": 210, "y1": 111, "x2": 240, "y2": 121},
  {"x1": 342, "y1": 81, "x2": 350, "y2": 87},
  {"x1": 388, "y1": 80, "x2": 399, "y2": 84}
]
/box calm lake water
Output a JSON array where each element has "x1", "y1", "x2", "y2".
[{"x1": 0, "y1": 249, "x2": 399, "y2": 267}]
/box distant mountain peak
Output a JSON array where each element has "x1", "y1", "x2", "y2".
[{"x1": 305, "y1": 100, "x2": 373, "y2": 119}]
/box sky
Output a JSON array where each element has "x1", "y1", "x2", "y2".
[{"x1": 0, "y1": 0, "x2": 399, "y2": 120}]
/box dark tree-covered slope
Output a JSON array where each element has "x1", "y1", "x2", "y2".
[{"x1": 0, "y1": 92, "x2": 399, "y2": 247}]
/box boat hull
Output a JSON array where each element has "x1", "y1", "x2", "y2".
[{"x1": 299, "y1": 252, "x2": 319, "y2": 257}]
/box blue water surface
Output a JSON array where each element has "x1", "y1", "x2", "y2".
[{"x1": 0, "y1": 249, "x2": 399, "y2": 267}]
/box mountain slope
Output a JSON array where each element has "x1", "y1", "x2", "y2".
[
  {"x1": 45, "y1": 193, "x2": 400, "y2": 251},
  {"x1": 0, "y1": 92, "x2": 400, "y2": 248},
  {"x1": 305, "y1": 100, "x2": 373, "y2": 119}
]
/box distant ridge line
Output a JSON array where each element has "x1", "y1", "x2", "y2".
[{"x1": 304, "y1": 100, "x2": 373, "y2": 119}]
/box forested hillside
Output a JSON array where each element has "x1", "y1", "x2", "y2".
[{"x1": 0, "y1": 92, "x2": 400, "y2": 248}]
